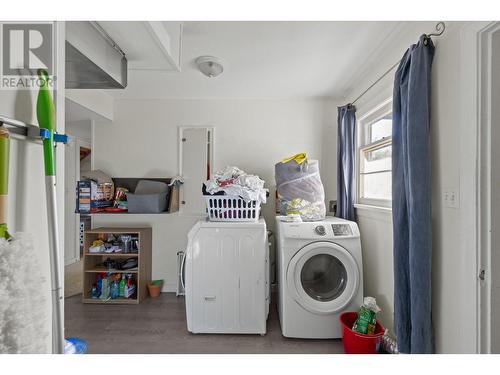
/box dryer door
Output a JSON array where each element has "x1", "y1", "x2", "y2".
[{"x1": 286, "y1": 241, "x2": 359, "y2": 315}]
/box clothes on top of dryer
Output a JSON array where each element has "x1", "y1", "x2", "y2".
[
  {"x1": 203, "y1": 166, "x2": 268, "y2": 203},
  {"x1": 275, "y1": 155, "x2": 326, "y2": 221}
]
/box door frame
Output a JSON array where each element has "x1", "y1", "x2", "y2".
[
  {"x1": 475, "y1": 21, "x2": 500, "y2": 354},
  {"x1": 459, "y1": 20, "x2": 500, "y2": 354}
]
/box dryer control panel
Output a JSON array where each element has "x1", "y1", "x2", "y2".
[
  {"x1": 331, "y1": 224, "x2": 353, "y2": 236},
  {"x1": 279, "y1": 218, "x2": 359, "y2": 239}
]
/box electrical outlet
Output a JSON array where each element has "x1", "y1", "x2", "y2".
[
  {"x1": 329, "y1": 200, "x2": 337, "y2": 213},
  {"x1": 443, "y1": 189, "x2": 459, "y2": 209}
]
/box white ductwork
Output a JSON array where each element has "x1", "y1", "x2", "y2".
[{"x1": 65, "y1": 21, "x2": 127, "y2": 89}]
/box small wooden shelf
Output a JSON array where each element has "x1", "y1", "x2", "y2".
[
  {"x1": 83, "y1": 227, "x2": 152, "y2": 305},
  {"x1": 82, "y1": 297, "x2": 138, "y2": 304},
  {"x1": 84, "y1": 252, "x2": 139, "y2": 257},
  {"x1": 85, "y1": 267, "x2": 138, "y2": 274}
]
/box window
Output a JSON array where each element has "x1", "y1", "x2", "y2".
[{"x1": 357, "y1": 100, "x2": 392, "y2": 208}]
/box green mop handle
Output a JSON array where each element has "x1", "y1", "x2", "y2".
[
  {"x1": 0, "y1": 126, "x2": 9, "y2": 239},
  {"x1": 37, "y1": 69, "x2": 56, "y2": 176},
  {"x1": 37, "y1": 69, "x2": 64, "y2": 354}
]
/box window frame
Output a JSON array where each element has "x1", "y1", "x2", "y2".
[{"x1": 356, "y1": 98, "x2": 393, "y2": 209}]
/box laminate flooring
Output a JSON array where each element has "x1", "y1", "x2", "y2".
[{"x1": 65, "y1": 293, "x2": 344, "y2": 354}]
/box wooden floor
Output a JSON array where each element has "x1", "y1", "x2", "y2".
[{"x1": 65, "y1": 293, "x2": 344, "y2": 354}]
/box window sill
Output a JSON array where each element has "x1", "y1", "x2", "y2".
[
  {"x1": 354, "y1": 203, "x2": 392, "y2": 213},
  {"x1": 354, "y1": 203, "x2": 392, "y2": 222}
]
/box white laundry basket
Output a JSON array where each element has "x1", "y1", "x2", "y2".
[{"x1": 204, "y1": 195, "x2": 261, "y2": 222}]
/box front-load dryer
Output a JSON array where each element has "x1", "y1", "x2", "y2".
[
  {"x1": 184, "y1": 219, "x2": 270, "y2": 335},
  {"x1": 276, "y1": 216, "x2": 363, "y2": 339}
]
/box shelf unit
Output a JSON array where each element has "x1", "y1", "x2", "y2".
[{"x1": 82, "y1": 227, "x2": 152, "y2": 304}]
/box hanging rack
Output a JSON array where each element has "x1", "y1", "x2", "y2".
[
  {"x1": 0, "y1": 115, "x2": 69, "y2": 144},
  {"x1": 349, "y1": 21, "x2": 446, "y2": 107}
]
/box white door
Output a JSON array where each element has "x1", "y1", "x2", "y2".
[
  {"x1": 286, "y1": 242, "x2": 359, "y2": 315},
  {"x1": 179, "y1": 127, "x2": 213, "y2": 214}
]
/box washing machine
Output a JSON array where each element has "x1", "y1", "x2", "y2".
[{"x1": 276, "y1": 216, "x2": 363, "y2": 339}]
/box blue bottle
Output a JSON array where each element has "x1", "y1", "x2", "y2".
[
  {"x1": 110, "y1": 280, "x2": 119, "y2": 299},
  {"x1": 91, "y1": 284, "x2": 99, "y2": 299},
  {"x1": 96, "y1": 274, "x2": 102, "y2": 297}
]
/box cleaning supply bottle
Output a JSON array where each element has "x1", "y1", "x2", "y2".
[
  {"x1": 119, "y1": 274, "x2": 126, "y2": 297},
  {"x1": 96, "y1": 274, "x2": 102, "y2": 297},
  {"x1": 110, "y1": 280, "x2": 119, "y2": 299},
  {"x1": 100, "y1": 278, "x2": 109, "y2": 300}
]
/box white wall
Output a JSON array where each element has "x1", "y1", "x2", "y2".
[
  {"x1": 66, "y1": 89, "x2": 114, "y2": 121},
  {"x1": 67, "y1": 119, "x2": 92, "y2": 143},
  {"x1": 93, "y1": 98, "x2": 337, "y2": 291},
  {"x1": 0, "y1": 21, "x2": 65, "y2": 352},
  {"x1": 347, "y1": 21, "x2": 481, "y2": 353}
]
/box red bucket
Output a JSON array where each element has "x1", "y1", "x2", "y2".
[{"x1": 339, "y1": 312, "x2": 385, "y2": 354}]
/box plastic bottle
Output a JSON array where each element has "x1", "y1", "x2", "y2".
[
  {"x1": 96, "y1": 274, "x2": 103, "y2": 297},
  {"x1": 91, "y1": 284, "x2": 99, "y2": 299},
  {"x1": 119, "y1": 274, "x2": 126, "y2": 297},
  {"x1": 100, "y1": 278, "x2": 110, "y2": 300},
  {"x1": 110, "y1": 280, "x2": 119, "y2": 299}
]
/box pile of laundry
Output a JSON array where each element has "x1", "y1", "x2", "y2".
[{"x1": 203, "y1": 166, "x2": 268, "y2": 203}]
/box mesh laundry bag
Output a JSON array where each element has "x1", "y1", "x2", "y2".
[{"x1": 275, "y1": 158, "x2": 326, "y2": 221}]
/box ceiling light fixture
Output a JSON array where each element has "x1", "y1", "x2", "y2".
[{"x1": 196, "y1": 56, "x2": 224, "y2": 78}]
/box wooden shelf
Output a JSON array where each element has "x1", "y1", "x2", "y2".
[
  {"x1": 85, "y1": 267, "x2": 138, "y2": 273},
  {"x1": 82, "y1": 297, "x2": 138, "y2": 305},
  {"x1": 83, "y1": 227, "x2": 152, "y2": 305},
  {"x1": 84, "y1": 252, "x2": 139, "y2": 257}
]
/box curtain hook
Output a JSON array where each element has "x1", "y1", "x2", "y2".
[{"x1": 424, "y1": 21, "x2": 445, "y2": 46}]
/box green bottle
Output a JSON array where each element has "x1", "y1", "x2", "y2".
[{"x1": 119, "y1": 274, "x2": 126, "y2": 297}]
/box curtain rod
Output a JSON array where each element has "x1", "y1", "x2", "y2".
[{"x1": 349, "y1": 22, "x2": 446, "y2": 107}]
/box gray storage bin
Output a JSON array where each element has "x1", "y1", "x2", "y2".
[{"x1": 126, "y1": 180, "x2": 170, "y2": 213}]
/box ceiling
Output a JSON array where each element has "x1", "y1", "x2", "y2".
[{"x1": 102, "y1": 21, "x2": 406, "y2": 100}]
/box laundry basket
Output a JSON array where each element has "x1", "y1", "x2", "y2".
[{"x1": 204, "y1": 195, "x2": 261, "y2": 222}]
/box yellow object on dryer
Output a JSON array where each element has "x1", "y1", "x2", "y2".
[{"x1": 281, "y1": 153, "x2": 307, "y2": 165}]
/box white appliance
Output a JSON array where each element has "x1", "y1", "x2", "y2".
[
  {"x1": 183, "y1": 219, "x2": 270, "y2": 334},
  {"x1": 276, "y1": 216, "x2": 363, "y2": 339}
]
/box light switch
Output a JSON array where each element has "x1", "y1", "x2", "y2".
[{"x1": 443, "y1": 189, "x2": 459, "y2": 209}]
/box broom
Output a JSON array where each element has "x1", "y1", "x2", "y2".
[{"x1": 0, "y1": 126, "x2": 51, "y2": 353}]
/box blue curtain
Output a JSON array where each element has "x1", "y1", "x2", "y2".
[
  {"x1": 392, "y1": 35, "x2": 435, "y2": 354},
  {"x1": 336, "y1": 105, "x2": 356, "y2": 221}
]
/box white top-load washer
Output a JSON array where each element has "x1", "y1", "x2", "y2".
[
  {"x1": 183, "y1": 219, "x2": 270, "y2": 335},
  {"x1": 276, "y1": 216, "x2": 363, "y2": 339}
]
